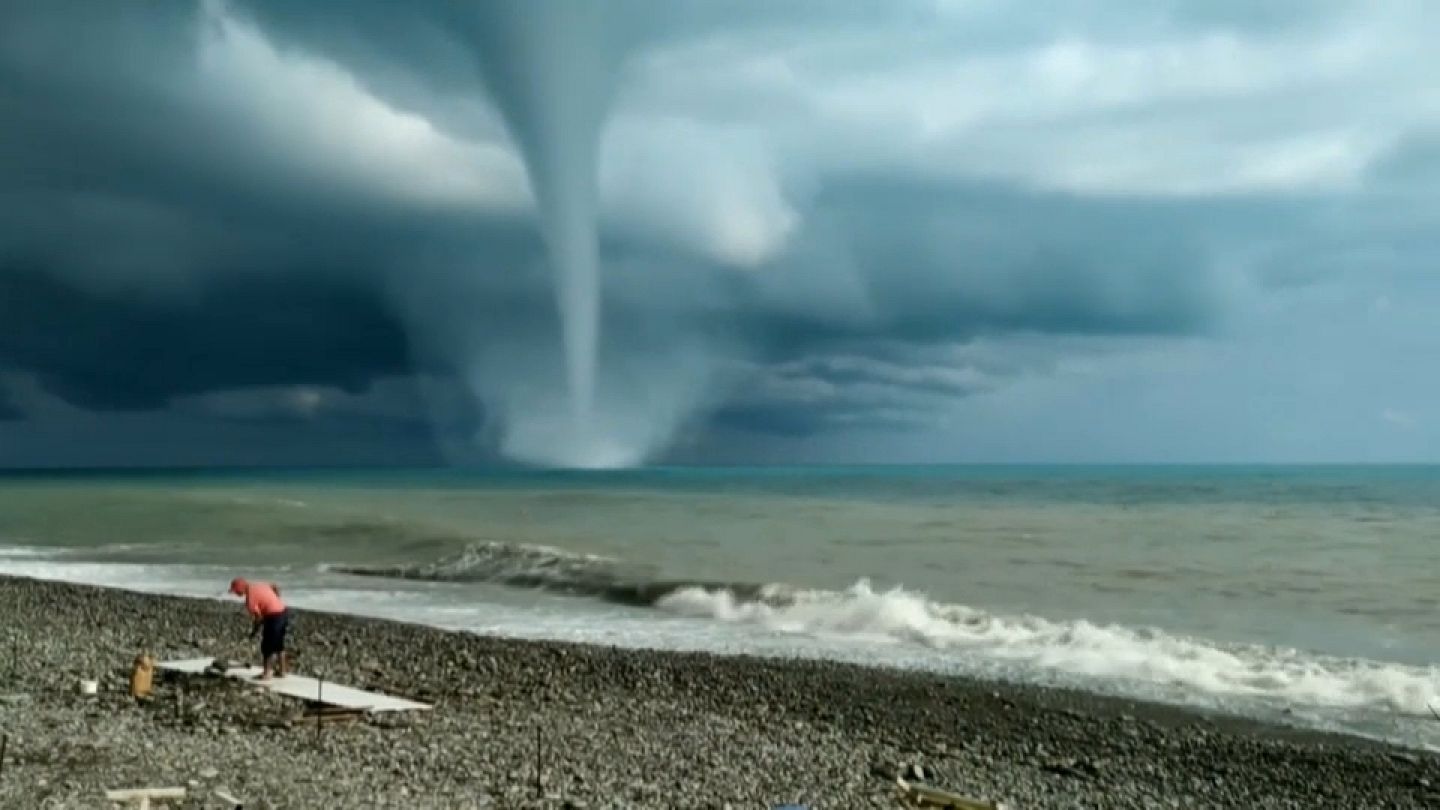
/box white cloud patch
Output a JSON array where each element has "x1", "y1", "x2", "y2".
[
  {"x1": 600, "y1": 115, "x2": 798, "y2": 267},
  {"x1": 193, "y1": 1, "x2": 530, "y2": 212},
  {"x1": 624, "y1": 0, "x2": 1434, "y2": 196}
]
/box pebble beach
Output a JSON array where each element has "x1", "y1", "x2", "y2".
[{"x1": 0, "y1": 575, "x2": 1436, "y2": 809}]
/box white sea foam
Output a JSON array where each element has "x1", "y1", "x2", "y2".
[
  {"x1": 0, "y1": 544, "x2": 67, "y2": 559},
  {"x1": 655, "y1": 578, "x2": 1440, "y2": 717}
]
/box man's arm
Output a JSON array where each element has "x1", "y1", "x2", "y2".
[{"x1": 245, "y1": 593, "x2": 262, "y2": 637}]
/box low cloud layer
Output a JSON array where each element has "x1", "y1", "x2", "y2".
[{"x1": 2, "y1": 0, "x2": 1439, "y2": 466}]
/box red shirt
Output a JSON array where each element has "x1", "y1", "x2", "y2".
[{"x1": 244, "y1": 582, "x2": 285, "y2": 619}]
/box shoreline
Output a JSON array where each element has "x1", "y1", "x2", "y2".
[{"x1": 0, "y1": 574, "x2": 1436, "y2": 807}]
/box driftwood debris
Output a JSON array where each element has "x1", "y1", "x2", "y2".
[
  {"x1": 103, "y1": 785, "x2": 187, "y2": 809},
  {"x1": 895, "y1": 777, "x2": 1005, "y2": 810}
]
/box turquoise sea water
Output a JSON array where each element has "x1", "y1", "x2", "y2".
[{"x1": 0, "y1": 464, "x2": 1436, "y2": 749}]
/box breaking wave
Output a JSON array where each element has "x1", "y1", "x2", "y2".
[
  {"x1": 332, "y1": 542, "x2": 1440, "y2": 720},
  {"x1": 658, "y1": 579, "x2": 1440, "y2": 717}
]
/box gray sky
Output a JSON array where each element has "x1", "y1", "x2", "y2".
[{"x1": 1, "y1": 0, "x2": 1437, "y2": 467}]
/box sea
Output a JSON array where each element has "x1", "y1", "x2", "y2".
[{"x1": 0, "y1": 465, "x2": 1436, "y2": 750}]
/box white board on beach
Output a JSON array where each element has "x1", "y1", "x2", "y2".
[{"x1": 156, "y1": 658, "x2": 430, "y2": 713}]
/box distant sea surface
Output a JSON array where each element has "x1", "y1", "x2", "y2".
[{"x1": 1, "y1": 465, "x2": 1436, "y2": 749}]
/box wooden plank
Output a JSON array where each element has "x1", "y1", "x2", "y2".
[
  {"x1": 156, "y1": 658, "x2": 430, "y2": 712},
  {"x1": 104, "y1": 786, "x2": 187, "y2": 800}
]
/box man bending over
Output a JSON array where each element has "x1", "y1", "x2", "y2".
[{"x1": 228, "y1": 577, "x2": 290, "y2": 680}]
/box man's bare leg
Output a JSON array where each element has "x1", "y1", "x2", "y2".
[{"x1": 277, "y1": 652, "x2": 288, "y2": 677}]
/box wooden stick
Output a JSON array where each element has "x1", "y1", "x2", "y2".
[
  {"x1": 1430, "y1": 703, "x2": 1439, "y2": 722},
  {"x1": 316, "y1": 673, "x2": 324, "y2": 740},
  {"x1": 1, "y1": 732, "x2": 8, "y2": 776},
  {"x1": 535, "y1": 723, "x2": 542, "y2": 797}
]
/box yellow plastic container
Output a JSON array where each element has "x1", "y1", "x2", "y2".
[{"x1": 129, "y1": 653, "x2": 155, "y2": 698}]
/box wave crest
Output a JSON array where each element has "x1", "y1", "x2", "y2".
[
  {"x1": 656, "y1": 578, "x2": 1440, "y2": 717},
  {"x1": 331, "y1": 541, "x2": 777, "y2": 608}
]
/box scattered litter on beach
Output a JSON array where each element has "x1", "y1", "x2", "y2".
[{"x1": 896, "y1": 777, "x2": 1006, "y2": 809}]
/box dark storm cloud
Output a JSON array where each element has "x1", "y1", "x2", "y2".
[
  {"x1": 739, "y1": 174, "x2": 1232, "y2": 354},
  {"x1": 0, "y1": 0, "x2": 541, "y2": 420},
  {"x1": 0, "y1": 265, "x2": 410, "y2": 411},
  {"x1": 0, "y1": 8, "x2": 1229, "y2": 425},
  {"x1": 705, "y1": 334, "x2": 1118, "y2": 438},
  {"x1": 712, "y1": 355, "x2": 982, "y2": 438},
  {"x1": 1, "y1": 0, "x2": 1438, "y2": 464},
  {"x1": 169, "y1": 377, "x2": 442, "y2": 455},
  {"x1": 0, "y1": 388, "x2": 20, "y2": 421},
  {"x1": 707, "y1": 335, "x2": 1058, "y2": 439}
]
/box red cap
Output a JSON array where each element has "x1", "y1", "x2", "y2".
[{"x1": 229, "y1": 577, "x2": 248, "y2": 595}]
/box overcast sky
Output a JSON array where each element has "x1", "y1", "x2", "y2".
[{"x1": 2, "y1": 0, "x2": 1438, "y2": 468}]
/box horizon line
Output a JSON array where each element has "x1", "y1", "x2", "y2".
[{"x1": 1, "y1": 460, "x2": 1438, "y2": 476}]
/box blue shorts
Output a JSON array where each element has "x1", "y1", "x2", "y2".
[{"x1": 260, "y1": 610, "x2": 289, "y2": 657}]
